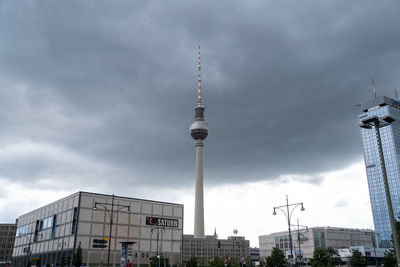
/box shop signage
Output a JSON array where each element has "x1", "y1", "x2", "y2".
[{"x1": 145, "y1": 217, "x2": 178, "y2": 228}]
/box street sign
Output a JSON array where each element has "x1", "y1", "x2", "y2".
[
  {"x1": 93, "y1": 239, "x2": 108, "y2": 244},
  {"x1": 93, "y1": 238, "x2": 108, "y2": 248}
]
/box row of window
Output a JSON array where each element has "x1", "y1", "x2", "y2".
[{"x1": 16, "y1": 225, "x2": 29, "y2": 236}]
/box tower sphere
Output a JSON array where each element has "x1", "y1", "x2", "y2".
[{"x1": 190, "y1": 120, "x2": 209, "y2": 140}]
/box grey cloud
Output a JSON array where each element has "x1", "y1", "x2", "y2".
[
  {"x1": 0, "y1": 0, "x2": 400, "y2": 195},
  {"x1": 336, "y1": 199, "x2": 349, "y2": 208}
]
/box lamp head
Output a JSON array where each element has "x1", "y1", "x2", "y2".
[
  {"x1": 272, "y1": 209, "x2": 277, "y2": 215},
  {"x1": 92, "y1": 207, "x2": 97, "y2": 211},
  {"x1": 301, "y1": 203, "x2": 305, "y2": 211},
  {"x1": 126, "y1": 209, "x2": 130, "y2": 214}
]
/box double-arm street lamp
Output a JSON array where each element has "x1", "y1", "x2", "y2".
[
  {"x1": 290, "y1": 219, "x2": 308, "y2": 266},
  {"x1": 359, "y1": 115, "x2": 400, "y2": 266},
  {"x1": 273, "y1": 195, "x2": 305, "y2": 266},
  {"x1": 93, "y1": 194, "x2": 130, "y2": 267},
  {"x1": 20, "y1": 232, "x2": 42, "y2": 267},
  {"x1": 151, "y1": 226, "x2": 165, "y2": 267}
]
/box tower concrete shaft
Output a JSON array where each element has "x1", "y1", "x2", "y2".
[{"x1": 194, "y1": 140, "x2": 205, "y2": 238}]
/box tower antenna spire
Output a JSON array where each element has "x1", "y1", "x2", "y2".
[{"x1": 198, "y1": 45, "x2": 202, "y2": 106}]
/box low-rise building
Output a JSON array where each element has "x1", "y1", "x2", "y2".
[
  {"x1": 259, "y1": 226, "x2": 375, "y2": 263},
  {"x1": 249, "y1": 247, "x2": 259, "y2": 266},
  {"x1": 183, "y1": 235, "x2": 249, "y2": 264},
  {"x1": 0, "y1": 222, "x2": 17, "y2": 267},
  {"x1": 12, "y1": 192, "x2": 183, "y2": 267}
]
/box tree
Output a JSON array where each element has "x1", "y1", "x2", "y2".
[
  {"x1": 186, "y1": 257, "x2": 198, "y2": 267},
  {"x1": 60, "y1": 254, "x2": 66, "y2": 267},
  {"x1": 210, "y1": 256, "x2": 224, "y2": 267},
  {"x1": 150, "y1": 255, "x2": 165, "y2": 267},
  {"x1": 73, "y1": 242, "x2": 83, "y2": 267},
  {"x1": 326, "y1": 247, "x2": 341, "y2": 266},
  {"x1": 310, "y1": 248, "x2": 331, "y2": 267},
  {"x1": 227, "y1": 257, "x2": 239, "y2": 267},
  {"x1": 265, "y1": 247, "x2": 287, "y2": 267},
  {"x1": 349, "y1": 249, "x2": 367, "y2": 267},
  {"x1": 383, "y1": 249, "x2": 397, "y2": 267},
  {"x1": 258, "y1": 258, "x2": 266, "y2": 267}
]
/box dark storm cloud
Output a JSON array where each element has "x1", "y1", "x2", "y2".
[{"x1": 0, "y1": 0, "x2": 400, "y2": 191}]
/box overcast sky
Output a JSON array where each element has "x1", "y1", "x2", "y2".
[{"x1": 1, "y1": 0, "x2": 400, "y2": 247}]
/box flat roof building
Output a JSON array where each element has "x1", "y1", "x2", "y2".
[
  {"x1": 259, "y1": 226, "x2": 374, "y2": 264},
  {"x1": 183, "y1": 235, "x2": 249, "y2": 265},
  {"x1": 12, "y1": 192, "x2": 183, "y2": 267},
  {"x1": 0, "y1": 222, "x2": 17, "y2": 267}
]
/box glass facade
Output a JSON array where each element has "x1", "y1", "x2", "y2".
[{"x1": 359, "y1": 97, "x2": 400, "y2": 248}]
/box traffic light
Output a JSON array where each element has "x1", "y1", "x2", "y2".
[{"x1": 217, "y1": 241, "x2": 221, "y2": 248}]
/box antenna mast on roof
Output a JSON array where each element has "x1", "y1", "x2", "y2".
[{"x1": 371, "y1": 78, "x2": 376, "y2": 98}]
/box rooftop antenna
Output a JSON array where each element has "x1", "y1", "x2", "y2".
[
  {"x1": 395, "y1": 89, "x2": 399, "y2": 101},
  {"x1": 197, "y1": 45, "x2": 202, "y2": 106},
  {"x1": 371, "y1": 78, "x2": 376, "y2": 98}
]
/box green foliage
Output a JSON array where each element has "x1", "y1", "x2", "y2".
[
  {"x1": 310, "y1": 248, "x2": 331, "y2": 267},
  {"x1": 258, "y1": 258, "x2": 266, "y2": 267},
  {"x1": 349, "y1": 249, "x2": 367, "y2": 267},
  {"x1": 326, "y1": 247, "x2": 341, "y2": 266},
  {"x1": 210, "y1": 256, "x2": 224, "y2": 267},
  {"x1": 186, "y1": 257, "x2": 198, "y2": 267},
  {"x1": 150, "y1": 255, "x2": 165, "y2": 267},
  {"x1": 73, "y1": 242, "x2": 83, "y2": 267},
  {"x1": 309, "y1": 247, "x2": 341, "y2": 267},
  {"x1": 265, "y1": 247, "x2": 287, "y2": 267},
  {"x1": 227, "y1": 257, "x2": 239, "y2": 267},
  {"x1": 383, "y1": 249, "x2": 397, "y2": 267},
  {"x1": 60, "y1": 254, "x2": 66, "y2": 267}
]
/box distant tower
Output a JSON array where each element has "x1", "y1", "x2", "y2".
[{"x1": 190, "y1": 45, "x2": 209, "y2": 238}]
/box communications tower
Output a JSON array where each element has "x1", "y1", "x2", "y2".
[{"x1": 190, "y1": 46, "x2": 209, "y2": 238}]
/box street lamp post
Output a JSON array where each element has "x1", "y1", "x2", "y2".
[
  {"x1": 233, "y1": 229, "x2": 245, "y2": 267},
  {"x1": 21, "y1": 232, "x2": 42, "y2": 267},
  {"x1": 93, "y1": 194, "x2": 130, "y2": 267},
  {"x1": 360, "y1": 115, "x2": 400, "y2": 266},
  {"x1": 151, "y1": 226, "x2": 166, "y2": 267},
  {"x1": 273, "y1": 195, "x2": 305, "y2": 266},
  {"x1": 290, "y1": 219, "x2": 308, "y2": 266}
]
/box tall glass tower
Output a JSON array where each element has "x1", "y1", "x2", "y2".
[{"x1": 359, "y1": 96, "x2": 400, "y2": 248}]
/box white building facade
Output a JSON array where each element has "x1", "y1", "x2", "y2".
[{"x1": 259, "y1": 226, "x2": 375, "y2": 263}]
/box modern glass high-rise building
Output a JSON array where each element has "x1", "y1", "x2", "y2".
[{"x1": 359, "y1": 96, "x2": 400, "y2": 248}]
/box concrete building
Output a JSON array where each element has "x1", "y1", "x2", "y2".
[
  {"x1": 183, "y1": 235, "x2": 249, "y2": 264},
  {"x1": 249, "y1": 247, "x2": 259, "y2": 266},
  {"x1": 259, "y1": 226, "x2": 375, "y2": 263},
  {"x1": 0, "y1": 222, "x2": 17, "y2": 267},
  {"x1": 189, "y1": 46, "x2": 209, "y2": 239},
  {"x1": 359, "y1": 96, "x2": 400, "y2": 248},
  {"x1": 12, "y1": 192, "x2": 183, "y2": 267}
]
